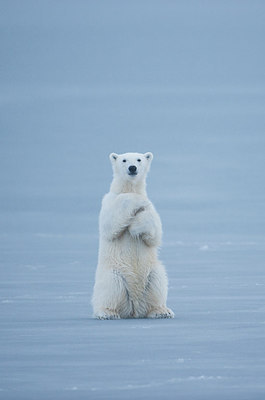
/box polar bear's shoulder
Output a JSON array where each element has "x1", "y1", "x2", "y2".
[{"x1": 102, "y1": 192, "x2": 116, "y2": 205}]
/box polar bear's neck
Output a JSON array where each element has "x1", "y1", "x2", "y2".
[{"x1": 110, "y1": 177, "x2": 147, "y2": 196}]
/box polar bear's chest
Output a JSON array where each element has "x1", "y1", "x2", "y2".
[
  {"x1": 103, "y1": 230, "x2": 155, "y2": 273},
  {"x1": 113, "y1": 230, "x2": 146, "y2": 265}
]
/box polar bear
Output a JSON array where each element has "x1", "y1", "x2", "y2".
[{"x1": 92, "y1": 152, "x2": 174, "y2": 319}]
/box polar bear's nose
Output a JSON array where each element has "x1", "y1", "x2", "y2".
[{"x1": 128, "y1": 165, "x2": 137, "y2": 174}]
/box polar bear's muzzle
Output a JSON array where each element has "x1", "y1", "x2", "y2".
[{"x1": 128, "y1": 165, "x2": 138, "y2": 176}]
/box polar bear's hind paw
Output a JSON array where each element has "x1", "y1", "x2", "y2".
[
  {"x1": 95, "y1": 309, "x2": 121, "y2": 320},
  {"x1": 147, "y1": 308, "x2": 174, "y2": 319}
]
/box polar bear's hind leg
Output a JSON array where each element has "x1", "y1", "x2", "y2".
[
  {"x1": 145, "y1": 267, "x2": 175, "y2": 319},
  {"x1": 92, "y1": 269, "x2": 131, "y2": 319}
]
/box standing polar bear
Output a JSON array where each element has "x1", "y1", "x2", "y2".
[{"x1": 92, "y1": 152, "x2": 174, "y2": 319}]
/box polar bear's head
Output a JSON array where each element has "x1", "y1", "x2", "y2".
[{"x1": 109, "y1": 152, "x2": 153, "y2": 192}]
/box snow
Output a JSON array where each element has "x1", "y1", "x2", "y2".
[{"x1": 1, "y1": 1, "x2": 265, "y2": 399}]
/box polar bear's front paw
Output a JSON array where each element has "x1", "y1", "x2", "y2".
[
  {"x1": 141, "y1": 232, "x2": 158, "y2": 247},
  {"x1": 129, "y1": 219, "x2": 158, "y2": 246},
  {"x1": 147, "y1": 307, "x2": 174, "y2": 319},
  {"x1": 118, "y1": 193, "x2": 149, "y2": 216},
  {"x1": 95, "y1": 309, "x2": 121, "y2": 320},
  {"x1": 133, "y1": 206, "x2": 146, "y2": 216},
  {"x1": 128, "y1": 221, "x2": 144, "y2": 238}
]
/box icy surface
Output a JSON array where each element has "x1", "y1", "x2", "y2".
[{"x1": 1, "y1": 1, "x2": 265, "y2": 399}]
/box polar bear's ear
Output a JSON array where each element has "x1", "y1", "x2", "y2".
[
  {"x1": 109, "y1": 153, "x2": 118, "y2": 163},
  {"x1": 144, "y1": 152, "x2": 153, "y2": 161}
]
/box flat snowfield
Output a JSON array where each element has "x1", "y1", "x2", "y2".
[{"x1": 1, "y1": 1, "x2": 265, "y2": 399}]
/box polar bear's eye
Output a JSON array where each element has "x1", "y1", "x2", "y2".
[
  {"x1": 137, "y1": 159, "x2": 141, "y2": 162},
  {"x1": 122, "y1": 159, "x2": 126, "y2": 163}
]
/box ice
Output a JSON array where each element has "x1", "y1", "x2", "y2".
[{"x1": 1, "y1": 1, "x2": 265, "y2": 399}]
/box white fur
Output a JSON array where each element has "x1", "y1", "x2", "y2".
[{"x1": 92, "y1": 152, "x2": 174, "y2": 319}]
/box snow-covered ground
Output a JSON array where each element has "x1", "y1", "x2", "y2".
[{"x1": 1, "y1": 1, "x2": 265, "y2": 399}]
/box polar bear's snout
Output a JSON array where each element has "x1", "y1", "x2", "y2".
[{"x1": 128, "y1": 165, "x2": 137, "y2": 175}]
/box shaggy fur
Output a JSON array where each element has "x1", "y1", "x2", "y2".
[{"x1": 92, "y1": 152, "x2": 174, "y2": 319}]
